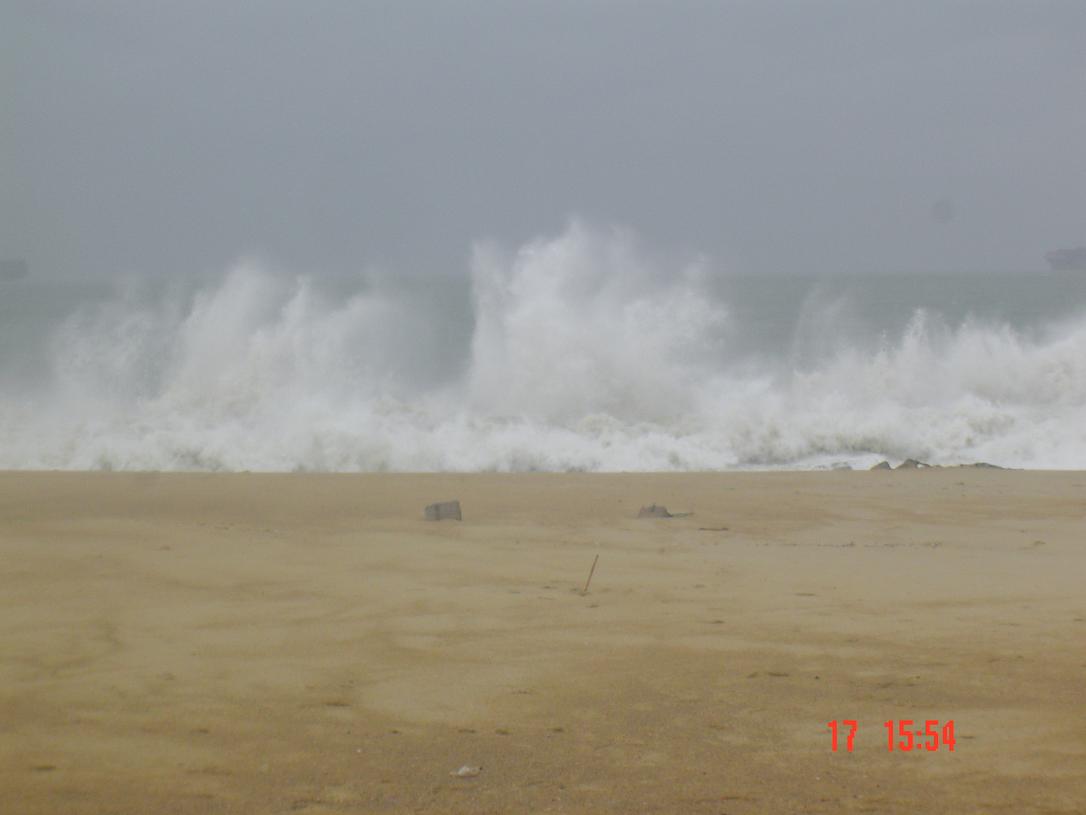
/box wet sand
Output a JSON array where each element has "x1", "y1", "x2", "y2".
[{"x1": 1, "y1": 470, "x2": 1084, "y2": 814}]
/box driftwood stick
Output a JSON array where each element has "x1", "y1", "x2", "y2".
[{"x1": 581, "y1": 554, "x2": 600, "y2": 596}]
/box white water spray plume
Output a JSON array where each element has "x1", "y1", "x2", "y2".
[{"x1": 2, "y1": 223, "x2": 1085, "y2": 471}]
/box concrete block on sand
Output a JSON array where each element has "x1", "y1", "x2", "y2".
[{"x1": 424, "y1": 500, "x2": 462, "y2": 521}]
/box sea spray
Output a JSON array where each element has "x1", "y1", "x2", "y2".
[
  {"x1": 1, "y1": 223, "x2": 1085, "y2": 471},
  {"x1": 467, "y1": 223, "x2": 728, "y2": 423}
]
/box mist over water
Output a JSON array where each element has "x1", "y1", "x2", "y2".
[{"x1": 2, "y1": 223, "x2": 1086, "y2": 471}]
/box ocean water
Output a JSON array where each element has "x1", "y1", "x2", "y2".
[{"x1": 2, "y1": 224, "x2": 1086, "y2": 472}]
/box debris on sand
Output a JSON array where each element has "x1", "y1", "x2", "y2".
[
  {"x1": 637, "y1": 504, "x2": 692, "y2": 518},
  {"x1": 450, "y1": 765, "x2": 481, "y2": 778},
  {"x1": 581, "y1": 554, "x2": 600, "y2": 595},
  {"x1": 424, "y1": 500, "x2": 462, "y2": 521}
]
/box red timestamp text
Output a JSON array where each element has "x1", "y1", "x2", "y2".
[{"x1": 826, "y1": 719, "x2": 956, "y2": 752}]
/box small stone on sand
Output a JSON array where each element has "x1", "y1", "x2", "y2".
[{"x1": 424, "y1": 500, "x2": 462, "y2": 521}]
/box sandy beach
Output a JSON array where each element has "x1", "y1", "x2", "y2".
[{"x1": 1, "y1": 469, "x2": 1084, "y2": 814}]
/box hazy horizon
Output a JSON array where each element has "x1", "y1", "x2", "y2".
[{"x1": 4, "y1": 1, "x2": 1085, "y2": 280}]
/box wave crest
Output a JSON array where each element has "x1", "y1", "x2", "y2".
[{"x1": 2, "y1": 224, "x2": 1084, "y2": 470}]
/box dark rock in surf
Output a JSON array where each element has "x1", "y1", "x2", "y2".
[
  {"x1": 424, "y1": 500, "x2": 462, "y2": 521},
  {"x1": 895, "y1": 458, "x2": 932, "y2": 470},
  {"x1": 870, "y1": 461, "x2": 892, "y2": 470}
]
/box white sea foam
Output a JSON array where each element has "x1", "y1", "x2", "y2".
[{"x1": 2, "y1": 223, "x2": 1085, "y2": 470}]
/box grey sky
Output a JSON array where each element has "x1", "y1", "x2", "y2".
[{"x1": 3, "y1": 0, "x2": 1085, "y2": 278}]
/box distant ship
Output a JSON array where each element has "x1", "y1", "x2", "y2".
[
  {"x1": 0, "y1": 258, "x2": 29, "y2": 281},
  {"x1": 1045, "y1": 247, "x2": 1086, "y2": 271}
]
